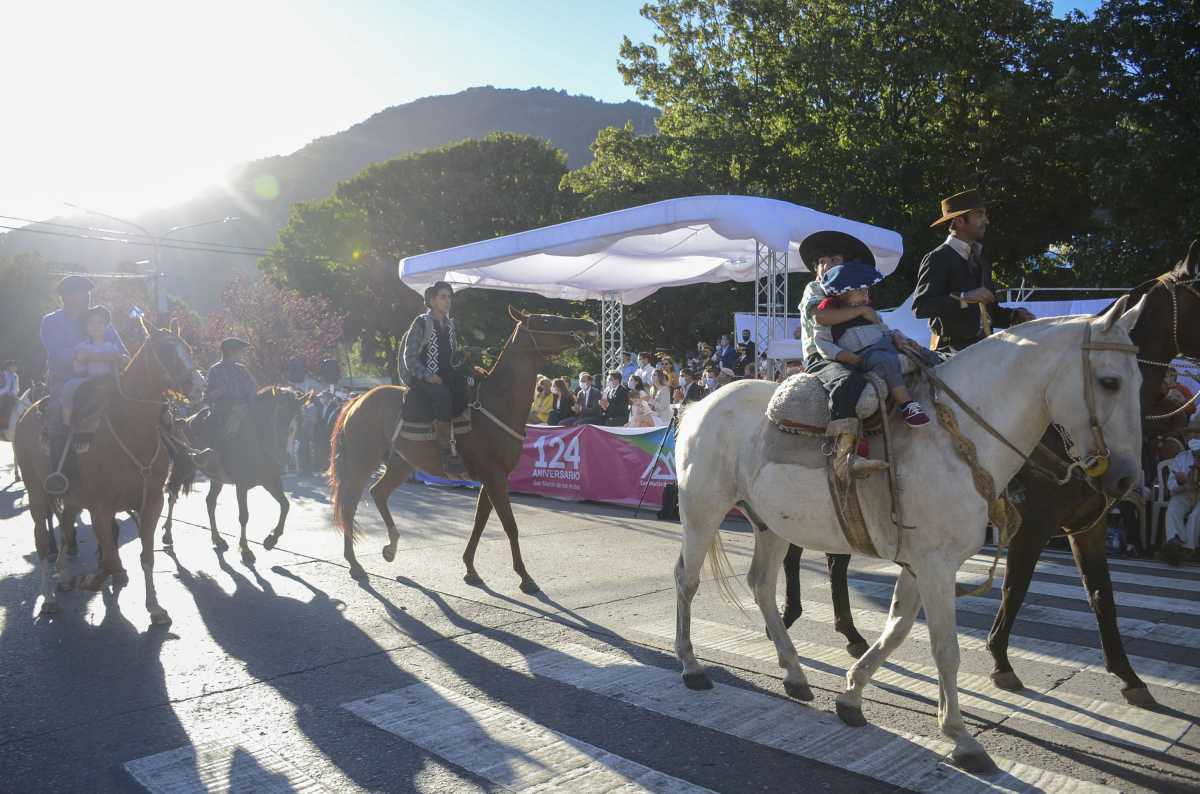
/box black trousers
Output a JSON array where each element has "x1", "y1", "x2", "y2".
[{"x1": 806, "y1": 354, "x2": 869, "y2": 422}]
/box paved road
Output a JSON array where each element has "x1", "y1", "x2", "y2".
[{"x1": 0, "y1": 445, "x2": 1197, "y2": 793}]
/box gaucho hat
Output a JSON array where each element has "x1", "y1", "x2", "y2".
[
  {"x1": 220, "y1": 337, "x2": 250, "y2": 354},
  {"x1": 819, "y1": 261, "x2": 885, "y2": 296},
  {"x1": 56, "y1": 274, "x2": 95, "y2": 296},
  {"x1": 931, "y1": 189, "x2": 987, "y2": 227},
  {"x1": 798, "y1": 231, "x2": 875, "y2": 270}
]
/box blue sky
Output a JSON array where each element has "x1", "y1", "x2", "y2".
[{"x1": 0, "y1": 1, "x2": 1103, "y2": 223}]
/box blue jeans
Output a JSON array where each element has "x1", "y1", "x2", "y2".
[{"x1": 857, "y1": 336, "x2": 939, "y2": 391}]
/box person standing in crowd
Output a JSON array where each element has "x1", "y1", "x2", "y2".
[
  {"x1": 1163, "y1": 368, "x2": 1196, "y2": 418},
  {"x1": 0, "y1": 360, "x2": 19, "y2": 432},
  {"x1": 649, "y1": 369, "x2": 672, "y2": 424},
  {"x1": 529, "y1": 375, "x2": 553, "y2": 424},
  {"x1": 548, "y1": 377, "x2": 576, "y2": 425},
  {"x1": 576, "y1": 372, "x2": 604, "y2": 425},
  {"x1": 713, "y1": 335, "x2": 738, "y2": 372},
  {"x1": 800, "y1": 231, "x2": 887, "y2": 483},
  {"x1": 679, "y1": 369, "x2": 706, "y2": 404},
  {"x1": 1164, "y1": 438, "x2": 1200, "y2": 563},
  {"x1": 600, "y1": 370, "x2": 631, "y2": 427},
  {"x1": 627, "y1": 381, "x2": 655, "y2": 428},
  {"x1": 739, "y1": 329, "x2": 755, "y2": 368},
  {"x1": 634, "y1": 351, "x2": 656, "y2": 389},
  {"x1": 701, "y1": 365, "x2": 720, "y2": 393},
  {"x1": 912, "y1": 189, "x2": 1034, "y2": 353},
  {"x1": 619, "y1": 352, "x2": 637, "y2": 386}
]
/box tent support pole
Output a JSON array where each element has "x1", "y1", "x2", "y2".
[
  {"x1": 754, "y1": 242, "x2": 788, "y2": 380},
  {"x1": 600, "y1": 292, "x2": 624, "y2": 377}
]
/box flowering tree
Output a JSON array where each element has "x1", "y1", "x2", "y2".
[{"x1": 192, "y1": 276, "x2": 345, "y2": 384}]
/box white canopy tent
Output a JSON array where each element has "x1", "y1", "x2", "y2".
[{"x1": 399, "y1": 195, "x2": 903, "y2": 376}]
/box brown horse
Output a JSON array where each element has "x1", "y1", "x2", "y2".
[
  {"x1": 329, "y1": 308, "x2": 596, "y2": 588},
  {"x1": 161, "y1": 386, "x2": 312, "y2": 560},
  {"x1": 782, "y1": 238, "x2": 1200, "y2": 707},
  {"x1": 13, "y1": 319, "x2": 204, "y2": 620}
]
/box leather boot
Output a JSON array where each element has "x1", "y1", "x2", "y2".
[
  {"x1": 833, "y1": 432, "x2": 888, "y2": 486},
  {"x1": 434, "y1": 421, "x2": 467, "y2": 478}
]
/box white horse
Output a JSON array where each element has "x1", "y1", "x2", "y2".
[
  {"x1": 3, "y1": 389, "x2": 33, "y2": 481},
  {"x1": 673, "y1": 300, "x2": 1145, "y2": 774}
]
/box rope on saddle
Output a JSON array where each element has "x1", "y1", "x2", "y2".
[{"x1": 927, "y1": 393, "x2": 1022, "y2": 599}]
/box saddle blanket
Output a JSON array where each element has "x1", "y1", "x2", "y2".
[{"x1": 765, "y1": 356, "x2": 920, "y2": 436}]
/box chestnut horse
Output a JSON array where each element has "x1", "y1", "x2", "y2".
[
  {"x1": 328, "y1": 308, "x2": 595, "y2": 588},
  {"x1": 161, "y1": 386, "x2": 312, "y2": 560},
  {"x1": 13, "y1": 319, "x2": 205, "y2": 620},
  {"x1": 782, "y1": 238, "x2": 1200, "y2": 707}
]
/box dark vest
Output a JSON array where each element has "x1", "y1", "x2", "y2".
[{"x1": 912, "y1": 243, "x2": 1013, "y2": 351}]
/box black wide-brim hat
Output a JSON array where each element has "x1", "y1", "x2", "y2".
[
  {"x1": 798, "y1": 231, "x2": 876, "y2": 270},
  {"x1": 931, "y1": 188, "x2": 987, "y2": 227},
  {"x1": 56, "y1": 274, "x2": 95, "y2": 296},
  {"x1": 220, "y1": 337, "x2": 250, "y2": 354}
]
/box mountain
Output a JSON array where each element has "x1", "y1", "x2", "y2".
[{"x1": 3, "y1": 87, "x2": 657, "y2": 309}]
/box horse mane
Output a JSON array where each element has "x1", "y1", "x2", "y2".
[
  {"x1": 482, "y1": 321, "x2": 524, "y2": 379},
  {"x1": 1093, "y1": 275, "x2": 1160, "y2": 318}
]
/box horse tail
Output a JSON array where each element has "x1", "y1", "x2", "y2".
[
  {"x1": 329, "y1": 391, "x2": 393, "y2": 542},
  {"x1": 706, "y1": 530, "x2": 745, "y2": 610},
  {"x1": 328, "y1": 396, "x2": 359, "y2": 540}
]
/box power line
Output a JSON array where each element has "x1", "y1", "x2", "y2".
[
  {"x1": 0, "y1": 214, "x2": 272, "y2": 256},
  {"x1": 0, "y1": 223, "x2": 271, "y2": 258}
]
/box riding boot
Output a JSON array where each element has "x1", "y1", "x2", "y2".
[
  {"x1": 434, "y1": 421, "x2": 467, "y2": 478},
  {"x1": 833, "y1": 432, "x2": 888, "y2": 487}
]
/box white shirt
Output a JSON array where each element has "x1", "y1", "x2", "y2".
[
  {"x1": 632, "y1": 364, "x2": 656, "y2": 388},
  {"x1": 1169, "y1": 449, "x2": 1197, "y2": 493},
  {"x1": 944, "y1": 234, "x2": 982, "y2": 262}
]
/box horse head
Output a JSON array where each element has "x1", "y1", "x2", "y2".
[
  {"x1": 138, "y1": 315, "x2": 205, "y2": 401},
  {"x1": 255, "y1": 386, "x2": 306, "y2": 462},
  {"x1": 1168, "y1": 237, "x2": 1200, "y2": 355},
  {"x1": 508, "y1": 305, "x2": 598, "y2": 357},
  {"x1": 1044, "y1": 296, "x2": 1147, "y2": 498}
]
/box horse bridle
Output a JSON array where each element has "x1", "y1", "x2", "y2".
[
  {"x1": 114, "y1": 333, "x2": 198, "y2": 406},
  {"x1": 516, "y1": 321, "x2": 591, "y2": 357},
  {"x1": 1135, "y1": 273, "x2": 1200, "y2": 420}
]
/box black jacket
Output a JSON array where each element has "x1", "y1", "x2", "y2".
[
  {"x1": 682, "y1": 382, "x2": 707, "y2": 404},
  {"x1": 912, "y1": 243, "x2": 1015, "y2": 351},
  {"x1": 602, "y1": 384, "x2": 631, "y2": 426},
  {"x1": 576, "y1": 386, "x2": 604, "y2": 421}
]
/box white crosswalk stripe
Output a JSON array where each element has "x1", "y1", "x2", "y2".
[
  {"x1": 125, "y1": 737, "x2": 329, "y2": 793},
  {"x1": 344, "y1": 682, "x2": 715, "y2": 793},
  {"x1": 517, "y1": 643, "x2": 1117, "y2": 794}
]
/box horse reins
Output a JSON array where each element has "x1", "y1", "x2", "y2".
[{"x1": 1138, "y1": 273, "x2": 1200, "y2": 420}]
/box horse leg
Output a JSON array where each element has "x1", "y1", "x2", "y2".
[
  {"x1": 236, "y1": 484, "x2": 253, "y2": 562},
  {"x1": 262, "y1": 475, "x2": 289, "y2": 551},
  {"x1": 371, "y1": 458, "x2": 413, "y2": 562},
  {"x1": 750, "y1": 531, "x2": 813, "y2": 700},
  {"x1": 836, "y1": 566, "x2": 920, "y2": 727},
  {"x1": 828, "y1": 553, "x2": 868, "y2": 657},
  {"x1": 34, "y1": 507, "x2": 59, "y2": 614},
  {"x1": 82, "y1": 507, "x2": 119, "y2": 591},
  {"x1": 918, "y1": 567, "x2": 995, "y2": 774},
  {"x1": 139, "y1": 493, "x2": 171, "y2": 625},
  {"x1": 62, "y1": 506, "x2": 79, "y2": 557},
  {"x1": 1070, "y1": 521, "x2": 1155, "y2": 707},
  {"x1": 462, "y1": 486, "x2": 493, "y2": 587},
  {"x1": 206, "y1": 479, "x2": 227, "y2": 550},
  {"x1": 109, "y1": 519, "x2": 129, "y2": 587},
  {"x1": 675, "y1": 502, "x2": 723, "y2": 690},
  {"x1": 986, "y1": 523, "x2": 1044, "y2": 692},
  {"x1": 781, "y1": 544, "x2": 803, "y2": 627},
  {"x1": 161, "y1": 487, "x2": 176, "y2": 547},
  {"x1": 480, "y1": 477, "x2": 538, "y2": 593}
]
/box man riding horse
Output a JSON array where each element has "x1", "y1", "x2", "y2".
[
  {"x1": 39, "y1": 275, "x2": 128, "y2": 493},
  {"x1": 399, "y1": 281, "x2": 470, "y2": 477},
  {"x1": 201, "y1": 337, "x2": 257, "y2": 474}
]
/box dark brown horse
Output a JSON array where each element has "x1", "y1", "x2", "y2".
[
  {"x1": 13, "y1": 319, "x2": 205, "y2": 620},
  {"x1": 328, "y1": 308, "x2": 595, "y2": 587},
  {"x1": 162, "y1": 386, "x2": 311, "y2": 560},
  {"x1": 782, "y1": 238, "x2": 1200, "y2": 708}
]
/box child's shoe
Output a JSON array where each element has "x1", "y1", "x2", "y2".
[{"x1": 901, "y1": 401, "x2": 930, "y2": 427}]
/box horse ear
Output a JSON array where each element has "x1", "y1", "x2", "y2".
[
  {"x1": 1097, "y1": 294, "x2": 1129, "y2": 333},
  {"x1": 508, "y1": 305, "x2": 528, "y2": 323},
  {"x1": 1183, "y1": 238, "x2": 1199, "y2": 279},
  {"x1": 1117, "y1": 294, "x2": 1148, "y2": 335}
]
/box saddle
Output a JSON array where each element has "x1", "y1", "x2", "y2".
[
  {"x1": 394, "y1": 383, "x2": 474, "y2": 444},
  {"x1": 765, "y1": 356, "x2": 920, "y2": 436}
]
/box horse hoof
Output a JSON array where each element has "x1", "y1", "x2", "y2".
[
  {"x1": 784, "y1": 680, "x2": 814, "y2": 701},
  {"x1": 835, "y1": 699, "x2": 867, "y2": 727},
  {"x1": 241, "y1": 547, "x2": 256, "y2": 564},
  {"x1": 212, "y1": 537, "x2": 228, "y2": 551},
  {"x1": 682, "y1": 671, "x2": 713, "y2": 690},
  {"x1": 781, "y1": 607, "x2": 802, "y2": 629},
  {"x1": 1122, "y1": 685, "x2": 1157, "y2": 708},
  {"x1": 846, "y1": 640, "x2": 870, "y2": 659},
  {"x1": 40, "y1": 600, "x2": 60, "y2": 616},
  {"x1": 149, "y1": 609, "x2": 172, "y2": 626},
  {"x1": 112, "y1": 570, "x2": 129, "y2": 587},
  {"x1": 263, "y1": 534, "x2": 278, "y2": 551},
  {"x1": 463, "y1": 571, "x2": 484, "y2": 588},
  {"x1": 952, "y1": 749, "x2": 998, "y2": 775},
  {"x1": 348, "y1": 565, "x2": 367, "y2": 580},
  {"x1": 991, "y1": 670, "x2": 1023, "y2": 692},
  {"x1": 162, "y1": 536, "x2": 173, "y2": 548},
  {"x1": 381, "y1": 544, "x2": 396, "y2": 563},
  {"x1": 519, "y1": 578, "x2": 541, "y2": 595}
]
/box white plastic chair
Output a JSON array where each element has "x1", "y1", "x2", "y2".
[{"x1": 1147, "y1": 459, "x2": 1174, "y2": 548}]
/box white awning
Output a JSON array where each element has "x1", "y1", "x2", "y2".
[{"x1": 399, "y1": 195, "x2": 903, "y2": 305}]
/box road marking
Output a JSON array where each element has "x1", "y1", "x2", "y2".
[
  {"x1": 845, "y1": 578, "x2": 1200, "y2": 650},
  {"x1": 124, "y1": 737, "x2": 328, "y2": 793},
  {"x1": 635, "y1": 619, "x2": 1190, "y2": 754},
  {"x1": 522, "y1": 643, "x2": 1116, "y2": 794},
  {"x1": 344, "y1": 681, "x2": 715, "y2": 793},
  {"x1": 772, "y1": 598, "x2": 1200, "y2": 696},
  {"x1": 959, "y1": 556, "x2": 1200, "y2": 593}
]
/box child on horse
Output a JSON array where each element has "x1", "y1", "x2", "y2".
[
  {"x1": 814, "y1": 261, "x2": 939, "y2": 428},
  {"x1": 60, "y1": 305, "x2": 129, "y2": 453},
  {"x1": 400, "y1": 281, "x2": 469, "y2": 477}
]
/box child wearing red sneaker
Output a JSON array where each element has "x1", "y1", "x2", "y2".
[{"x1": 814, "y1": 262, "x2": 940, "y2": 428}]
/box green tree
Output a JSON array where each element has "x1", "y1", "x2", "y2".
[{"x1": 0, "y1": 253, "x2": 55, "y2": 382}]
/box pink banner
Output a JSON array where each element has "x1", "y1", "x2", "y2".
[{"x1": 507, "y1": 424, "x2": 676, "y2": 508}]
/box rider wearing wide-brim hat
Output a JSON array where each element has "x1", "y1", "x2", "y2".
[
  {"x1": 796, "y1": 230, "x2": 888, "y2": 482},
  {"x1": 399, "y1": 281, "x2": 469, "y2": 476},
  {"x1": 205, "y1": 337, "x2": 258, "y2": 450},
  {"x1": 913, "y1": 189, "x2": 1034, "y2": 353}
]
